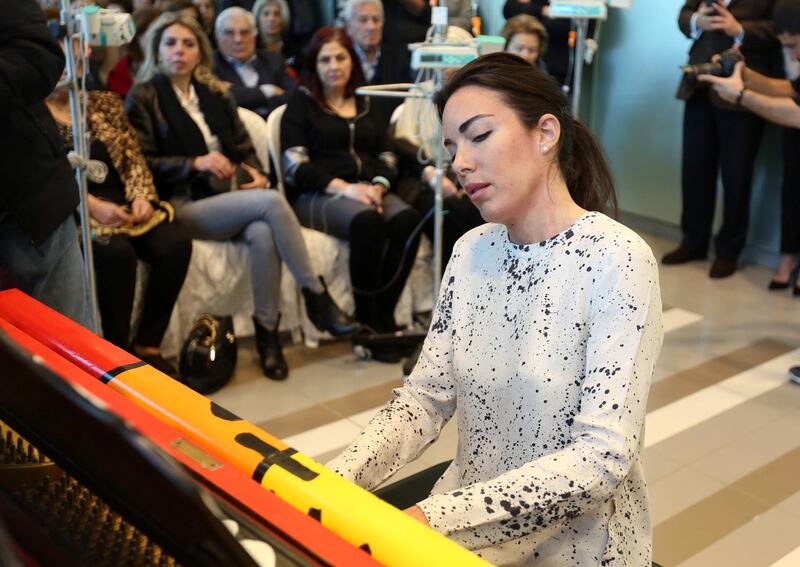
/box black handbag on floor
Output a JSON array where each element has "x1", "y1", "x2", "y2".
[{"x1": 179, "y1": 314, "x2": 237, "y2": 394}]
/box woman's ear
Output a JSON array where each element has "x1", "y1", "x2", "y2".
[{"x1": 536, "y1": 113, "x2": 561, "y2": 155}]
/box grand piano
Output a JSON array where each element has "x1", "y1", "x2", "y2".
[{"x1": 0, "y1": 290, "x2": 486, "y2": 567}]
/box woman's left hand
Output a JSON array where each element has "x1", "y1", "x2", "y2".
[
  {"x1": 239, "y1": 162, "x2": 270, "y2": 190},
  {"x1": 130, "y1": 197, "x2": 154, "y2": 225},
  {"x1": 403, "y1": 505, "x2": 431, "y2": 527}
]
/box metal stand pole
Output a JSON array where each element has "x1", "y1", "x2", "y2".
[
  {"x1": 61, "y1": 2, "x2": 100, "y2": 332},
  {"x1": 431, "y1": 70, "x2": 445, "y2": 299},
  {"x1": 571, "y1": 18, "x2": 589, "y2": 119}
]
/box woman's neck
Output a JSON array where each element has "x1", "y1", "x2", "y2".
[
  {"x1": 170, "y1": 74, "x2": 192, "y2": 96},
  {"x1": 505, "y1": 174, "x2": 586, "y2": 245},
  {"x1": 324, "y1": 87, "x2": 348, "y2": 106}
]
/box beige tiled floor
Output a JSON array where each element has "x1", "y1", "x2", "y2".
[{"x1": 208, "y1": 229, "x2": 800, "y2": 566}]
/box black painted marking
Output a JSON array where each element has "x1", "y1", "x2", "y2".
[
  {"x1": 100, "y1": 361, "x2": 147, "y2": 384},
  {"x1": 234, "y1": 433, "x2": 319, "y2": 482},
  {"x1": 359, "y1": 544, "x2": 372, "y2": 555},
  {"x1": 308, "y1": 508, "x2": 322, "y2": 522},
  {"x1": 210, "y1": 402, "x2": 242, "y2": 421}
]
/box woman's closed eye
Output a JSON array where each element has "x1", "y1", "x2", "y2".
[{"x1": 472, "y1": 130, "x2": 492, "y2": 143}]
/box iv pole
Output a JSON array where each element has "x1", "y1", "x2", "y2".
[{"x1": 60, "y1": 0, "x2": 101, "y2": 333}]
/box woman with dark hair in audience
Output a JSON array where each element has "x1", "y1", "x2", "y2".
[
  {"x1": 126, "y1": 13, "x2": 357, "y2": 380},
  {"x1": 329, "y1": 53, "x2": 662, "y2": 564},
  {"x1": 251, "y1": 0, "x2": 299, "y2": 69},
  {"x1": 162, "y1": 0, "x2": 202, "y2": 20},
  {"x1": 46, "y1": 53, "x2": 192, "y2": 377},
  {"x1": 193, "y1": 0, "x2": 217, "y2": 44},
  {"x1": 281, "y1": 26, "x2": 421, "y2": 347},
  {"x1": 108, "y1": 7, "x2": 162, "y2": 99}
]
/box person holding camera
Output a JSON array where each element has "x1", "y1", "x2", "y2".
[
  {"x1": 698, "y1": 0, "x2": 800, "y2": 385},
  {"x1": 664, "y1": 0, "x2": 781, "y2": 279}
]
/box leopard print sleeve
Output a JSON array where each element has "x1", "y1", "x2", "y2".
[{"x1": 88, "y1": 91, "x2": 159, "y2": 204}]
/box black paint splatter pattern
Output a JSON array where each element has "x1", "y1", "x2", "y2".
[{"x1": 328, "y1": 213, "x2": 663, "y2": 566}]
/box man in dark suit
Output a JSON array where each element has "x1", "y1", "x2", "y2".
[
  {"x1": 342, "y1": 0, "x2": 412, "y2": 120},
  {"x1": 664, "y1": 0, "x2": 782, "y2": 278},
  {"x1": 0, "y1": 0, "x2": 90, "y2": 326},
  {"x1": 213, "y1": 6, "x2": 296, "y2": 119}
]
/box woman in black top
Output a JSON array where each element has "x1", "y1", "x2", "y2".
[{"x1": 281, "y1": 26, "x2": 422, "y2": 339}]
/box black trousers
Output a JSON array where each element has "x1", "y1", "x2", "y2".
[
  {"x1": 781, "y1": 127, "x2": 800, "y2": 254},
  {"x1": 92, "y1": 222, "x2": 192, "y2": 350},
  {"x1": 293, "y1": 192, "x2": 421, "y2": 332},
  {"x1": 680, "y1": 90, "x2": 765, "y2": 261}
]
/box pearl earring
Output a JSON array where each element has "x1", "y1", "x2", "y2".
[{"x1": 542, "y1": 145, "x2": 549, "y2": 153}]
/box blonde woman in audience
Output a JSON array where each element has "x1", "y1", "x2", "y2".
[{"x1": 126, "y1": 13, "x2": 356, "y2": 380}]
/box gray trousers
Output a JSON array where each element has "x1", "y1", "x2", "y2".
[
  {"x1": 174, "y1": 189, "x2": 321, "y2": 328},
  {"x1": 0, "y1": 215, "x2": 91, "y2": 328}
]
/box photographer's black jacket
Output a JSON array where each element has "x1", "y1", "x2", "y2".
[
  {"x1": 0, "y1": 0, "x2": 79, "y2": 246},
  {"x1": 678, "y1": 0, "x2": 782, "y2": 102}
]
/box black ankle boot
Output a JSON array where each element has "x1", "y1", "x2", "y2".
[
  {"x1": 252, "y1": 316, "x2": 288, "y2": 380},
  {"x1": 302, "y1": 277, "x2": 359, "y2": 336}
]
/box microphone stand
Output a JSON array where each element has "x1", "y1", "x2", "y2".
[{"x1": 61, "y1": 0, "x2": 100, "y2": 333}]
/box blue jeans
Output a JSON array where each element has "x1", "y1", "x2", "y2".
[{"x1": 0, "y1": 215, "x2": 91, "y2": 328}]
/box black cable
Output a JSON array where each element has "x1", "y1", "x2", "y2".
[{"x1": 351, "y1": 205, "x2": 440, "y2": 296}]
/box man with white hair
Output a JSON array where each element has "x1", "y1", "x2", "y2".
[
  {"x1": 213, "y1": 6, "x2": 295, "y2": 119},
  {"x1": 342, "y1": 0, "x2": 411, "y2": 118}
]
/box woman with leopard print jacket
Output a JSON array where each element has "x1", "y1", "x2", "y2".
[{"x1": 46, "y1": 88, "x2": 192, "y2": 378}]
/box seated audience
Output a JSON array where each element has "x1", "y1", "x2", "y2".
[
  {"x1": 342, "y1": 0, "x2": 411, "y2": 118},
  {"x1": 252, "y1": 0, "x2": 300, "y2": 69},
  {"x1": 213, "y1": 7, "x2": 296, "y2": 119},
  {"x1": 46, "y1": 79, "x2": 191, "y2": 377},
  {"x1": 501, "y1": 14, "x2": 549, "y2": 72},
  {"x1": 216, "y1": 0, "x2": 318, "y2": 53},
  {"x1": 108, "y1": 7, "x2": 162, "y2": 99},
  {"x1": 281, "y1": 27, "x2": 421, "y2": 346},
  {"x1": 126, "y1": 13, "x2": 356, "y2": 380}
]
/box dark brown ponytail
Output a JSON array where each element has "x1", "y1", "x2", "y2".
[{"x1": 435, "y1": 52, "x2": 617, "y2": 217}]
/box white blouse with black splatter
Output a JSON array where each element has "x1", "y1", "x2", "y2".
[{"x1": 328, "y1": 212, "x2": 663, "y2": 566}]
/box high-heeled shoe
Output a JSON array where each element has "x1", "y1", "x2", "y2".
[
  {"x1": 768, "y1": 263, "x2": 800, "y2": 291},
  {"x1": 253, "y1": 315, "x2": 288, "y2": 380},
  {"x1": 302, "y1": 277, "x2": 359, "y2": 336}
]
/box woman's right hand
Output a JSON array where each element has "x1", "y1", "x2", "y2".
[
  {"x1": 89, "y1": 196, "x2": 131, "y2": 226},
  {"x1": 193, "y1": 151, "x2": 234, "y2": 180}
]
